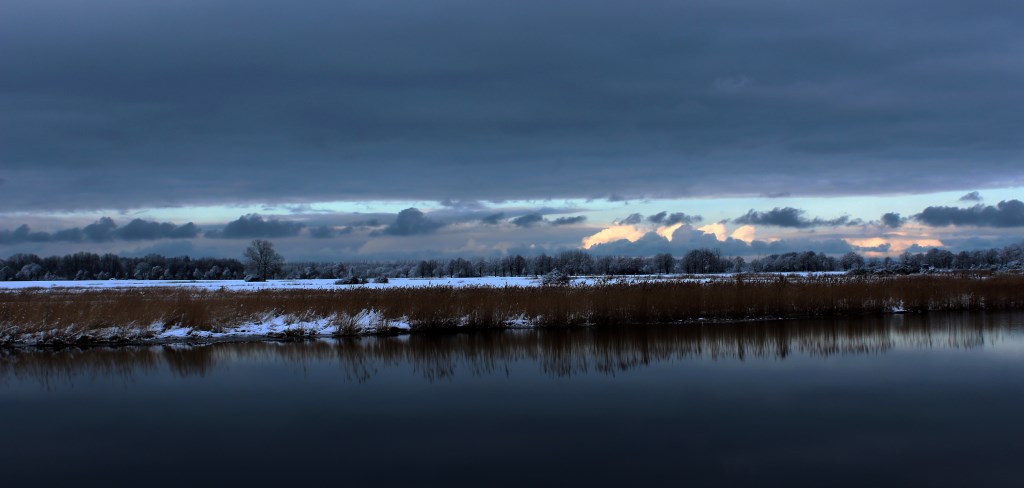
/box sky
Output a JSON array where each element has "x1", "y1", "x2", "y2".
[{"x1": 2, "y1": 0, "x2": 1023, "y2": 261}]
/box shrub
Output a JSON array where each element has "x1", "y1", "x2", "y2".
[
  {"x1": 335, "y1": 276, "x2": 367, "y2": 285},
  {"x1": 540, "y1": 269, "x2": 571, "y2": 286}
]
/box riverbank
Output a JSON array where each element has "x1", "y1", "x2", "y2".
[{"x1": 2, "y1": 272, "x2": 1022, "y2": 347}]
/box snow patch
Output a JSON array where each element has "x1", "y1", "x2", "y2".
[{"x1": 0, "y1": 272, "x2": 849, "y2": 292}]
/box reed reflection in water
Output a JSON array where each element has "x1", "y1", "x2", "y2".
[{"x1": 4, "y1": 311, "x2": 1021, "y2": 386}]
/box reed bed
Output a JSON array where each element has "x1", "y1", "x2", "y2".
[{"x1": 1, "y1": 273, "x2": 1022, "y2": 344}]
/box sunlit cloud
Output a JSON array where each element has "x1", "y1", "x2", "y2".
[
  {"x1": 655, "y1": 223, "x2": 684, "y2": 241},
  {"x1": 730, "y1": 225, "x2": 757, "y2": 244},
  {"x1": 697, "y1": 223, "x2": 728, "y2": 241},
  {"x1": 582, "y1": 225, "x2": 646, "y2": 249}
]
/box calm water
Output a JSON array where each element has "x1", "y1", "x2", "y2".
[{"x1": 3, "y1": 313, "x2": 1024, "y2": 487}]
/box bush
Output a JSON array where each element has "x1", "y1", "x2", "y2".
[
  {"x1": 244, "y1": 275, "x2": 266, "y2": 282},
  {"x1": 335, "y1": 276, "x2": 367, "y2": 285},
  {"x1": 374, "y1": 276, "x2": 390, "y2": 284},
  {"x1": 540, "y1": 269, "x2": 572, "y2": 286}
]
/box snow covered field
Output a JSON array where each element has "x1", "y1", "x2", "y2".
[
  {"x1": 0, "y1": 272, "x2": 848, "y2": 292},
  {"x1": 0, "y1": 276, "x2": 540, "y2": 291}
]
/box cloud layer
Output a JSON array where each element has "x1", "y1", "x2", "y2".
[
  {"x1": 915, "y1": 200, "x2": 1024, "y2": 227},
  {"x1": 206, "y1": 214, "x2": 305, "y2": 239},
  {"x1": 0, "y1": 218, "x2": 199, "y2": 245},
  {"x1": 3, "y1": 0, "x2": 1024, "y2": 211},
  {"x1": 733, "y1": 207, "x2": 855, "y2": 228}
]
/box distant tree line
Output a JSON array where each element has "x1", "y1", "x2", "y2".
[
  {"x1": 2, "y1": 242, "x2": 1023, "y2": 282},
  {"x1": 0, "y1": 253, "x2": 245, "y2": 281}
]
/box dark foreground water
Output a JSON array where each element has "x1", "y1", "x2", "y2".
[{"x1": 3, "y1": 313, "x2": 1024, "y2": 487}]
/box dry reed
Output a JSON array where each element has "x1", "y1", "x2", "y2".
[{"x1": 1, "y1": 273, "x2": 1022, "y2": 343}]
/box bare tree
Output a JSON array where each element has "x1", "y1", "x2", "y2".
[
  {"x1": 244, "y1": 239, "x2": 284, "y2": 281},
  {"x1": 653, "y1": 253, "x2": 675, "y2": 274}
]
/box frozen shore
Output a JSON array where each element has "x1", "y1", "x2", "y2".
[{"x1": 2, "y1": 272, "x2": 1017, "y2": 348}]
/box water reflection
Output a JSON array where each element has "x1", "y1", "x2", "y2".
[{"x1": 3, "y1": 311, "x2": 1021, "y2": 385}]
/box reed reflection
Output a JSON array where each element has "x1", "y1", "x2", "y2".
[{"x1": 2, "y1": 311, "x2": 1021, "y2": 386}]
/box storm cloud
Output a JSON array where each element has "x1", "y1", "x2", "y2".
[
  {"x1": 0, "y1": 218, "x2": 200, "y2": 244},
  {"x1": 733, "y1": 207, "x2": 852, "y2": 228},
  {"x1": 4, "y1": 0, "x2": 1024, "y2": 211},
  {"x1": 618, "y1": 214, "x2": 645, "y2": 225},
  {"x1": 481, "y1": 213, "x2": 506, "y2": 225},
  {"x1": 647, "y1": 212, "x2": 703, "y2": 226},
  {"x1": 914, "y1": 200, "x2": 1024, "y2": 227},
  {"x1": 880, "y1": 212, "x2": 905, "y2": 228},
  {"x1": 551, "y1": 216, "x2": 587, "y2": 226},
  {"x1": 959, "y1": 191, "x2": 983, "y2": 202},
  {"x1": 117, "y1": 219, "x2": 201, "y2": 240},
  {"x1": 511, "y1": 214, "x2": 545, "y2": 228},
  {"x1": 206, "y1": 214, "x2": 305, "y2": 239},
  {"x1": 375, "y1": 208, "x2": 445, "y2": 236}
]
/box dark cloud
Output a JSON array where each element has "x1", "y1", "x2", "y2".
[
  {"x1": 7, "y1": 1, "x2": 1022, "y2": 211},
  {"x1": 735, "y1": 208, "x2": 807, "y2": 228},
  {"x1": 51, "y1": 227, "x2": 85, "y2": 242},
  {"x1": 0, "y1": 217, "x2": 199, "y2": 244},
  {"x1": 511, "y1": 214, "x2": 545, "y2": 227},
  {"x1": 618, "y1": 213, "x2": 644, "y2": 225},
  {"x1": 914, "y1": 200, "x2": 1024, "y2": 227},
  {"x1": 880, "y1": 212, "x2": 904, "y2": 228},
  {"x1": 375, "y1": 208, "x2": 445, "y2": 236},
  {"x1": 646, "y1": 212, "x2": 668, "y2": 224},
  {"x1": 0, "y1": 225, "x2": 52, "y2": 245},
  {"x1": 733, "y1": 207, "x2": 852, "y2": 228},
  {"x1": 481, "y1": 213, "x2": 506, "y2": 225},
  {"x1": 958, "y1": 191, "x2": 982, "y2": 202},
  {"x1": 646, "y1": 212, "x2": 703, "y2": 226},
  {"x1": 116, "y1": 219, "x2": 200, "y2": 240},
  {"x1": 206, "y1": 214, "x2": 305, "y2": 239},
  {"x1": 478, "y1": 210, "x2": 586, "y2": 227},
  {"x1": 551, "y1": 216, "x2": 586, "y2": 226},
  {"x1": 83, "y1": 217, "x2": 118, "y2": 242}
]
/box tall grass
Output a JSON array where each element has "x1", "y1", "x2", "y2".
[{"x1": 1, "y1": 273, "x2": 1023, "y2": 342}]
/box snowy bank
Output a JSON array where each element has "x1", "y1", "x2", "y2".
[{"x1": 2, "y1": 272, "x2": 1019, "y2": 348}]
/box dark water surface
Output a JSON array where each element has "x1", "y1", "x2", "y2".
[{"x1": 3, "y1": 312, "x2": 1024, "y2": 487}]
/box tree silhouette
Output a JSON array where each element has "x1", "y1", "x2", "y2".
[{"x1": 244, "y1": 239, "x2": 284, "y2": 281}]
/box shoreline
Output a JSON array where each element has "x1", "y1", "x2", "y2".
[
  {"x1": 0, "y1": 310, "x2": 936, "y2": 349},
  {"x1": 4, "y1": 272, "x2": 1023, "y2": 348}
]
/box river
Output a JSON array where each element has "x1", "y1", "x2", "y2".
[{"x1": 2, "y1": 312, "x2": 1023, "y2": 487}]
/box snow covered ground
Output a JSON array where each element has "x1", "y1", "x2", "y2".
[
  {"x1": 0, "y1": 276, "x2": 540, "y2": 291},
  {"x1": 0, "y1": 272, "x2": 847, "y2": 292},
  {"x1": 4, "y1": 309, "x2": 544, "y2": 346}
]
